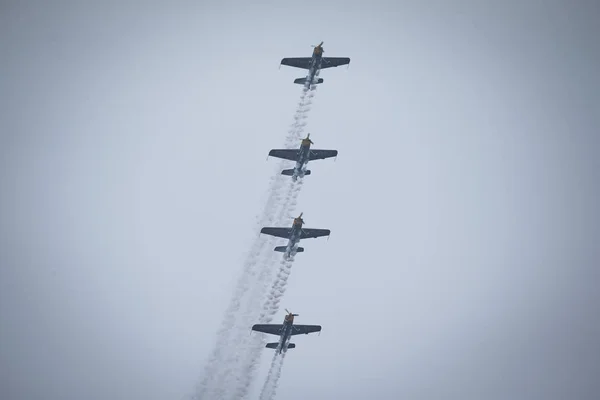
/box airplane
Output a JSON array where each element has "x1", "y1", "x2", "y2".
[
  {"x1": 280, "y1": 41, "x2": 350, "y2": 86},
  {"x1": 268, "y1": 133, "x2": 338, "y2": 180},
  {"x1": 252, "y1": 309, "x2": 322, "y2": 354},
  {"x1": 260, "y1": 213, "x2": 330, "y2": 258}
]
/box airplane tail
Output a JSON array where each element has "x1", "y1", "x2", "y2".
[
  {"x1": 266, "y1": 343, "x2": 295, "y2": 349},
  {"x1": 274, "y1": 246, "x2": 304, "y2": 253},
  {"x1": 282, "y1": 169, "x2": 311, "y2": 176},
  {"x1": 294, "y1": 77, "x2": 324, "y2": 85}
]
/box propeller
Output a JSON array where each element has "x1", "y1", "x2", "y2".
[
  {"x1": 311, "y1": 41, "x2": 324, "y2": 48},
  {"x1": 303, "y1": 133, "x2": 314, "y2": 144},
  {"x1": 289, "y1": 212, "x2": 303, "y2": 221},
  {"x1": 285, "y1": 309, "x2": 299, "y2": 316}
]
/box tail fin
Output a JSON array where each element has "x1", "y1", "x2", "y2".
[
  {"x1": 274, "y1": 246, "x2": 304, "y2": 253},
  {"x1": 294, "y1": 77, "x2": 324, "y2": 85},
  {"x1": 266, "y1": 343, "x2": 295, "y2": 349},
  {"x1": 282, "y1": 169, "x2": 311, "y2": 176}
]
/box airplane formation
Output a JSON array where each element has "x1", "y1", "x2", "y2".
[{"x1": 252, "y1": 42, "x2": 350, "y2": 354}]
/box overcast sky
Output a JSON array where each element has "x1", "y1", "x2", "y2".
[{"x1": 1, "y1": 1, "x2": 599, "y2": 399}]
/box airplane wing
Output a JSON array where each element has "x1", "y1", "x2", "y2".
[
  {"x1": 280, "y1": 58, "x2": 312, "y2": 69},
  {"x1": 320, "y1": 57, "x2": 351, "y2": 69},
  {"x1": 308, "y1": 149, "x2": 338, "y2": 161},
  {"x1": 300, "y1": 228, "x2": 330, "y2": 239},
  {"x1": 269, "y1": 149, "x2": 300, "y2": 161},
  {"x1": 261, "y1": 227, "x2": 293, "y2": 239},
  {"x1": 290, "y1": 324, "x2": 322, "y2": 335},
  {"x1": 252, "y1": 324, "x2": 284, "y2": 336}
]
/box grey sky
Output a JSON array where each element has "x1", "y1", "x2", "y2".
[{"x1": 1, "y1": 1, "x2": 599, "y2": 399}]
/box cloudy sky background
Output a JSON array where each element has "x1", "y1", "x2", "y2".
[{"x1": 1, "y1": 1, "x2": 599, "y2": 399}]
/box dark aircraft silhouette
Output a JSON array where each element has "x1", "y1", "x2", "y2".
[
  {"x1": 268, "y1": 134, "x2": 338, "y2": 180},
  {"x1": 280, "y1": 41, "x2": 350, "y2": 86},
  {"x1": 260, "y1": 213, "x2": 330, "y2": 259},
  {"x1": 252, "y1": 309, "x2": 322, "y2": 354}
]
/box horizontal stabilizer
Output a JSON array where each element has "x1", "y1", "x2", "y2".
[
  {"x1": 282, "y1": 169, "x2": 311, "y2": 176},
  {"x1": 266, "y1": 343, "x2": 295, "y2": 349},
  {"x1": 294, "y1": 77, "x2": 324, "y2": 85},
  {"x1": 274, "y1": 246, "x2": 304, "y2": 253}
]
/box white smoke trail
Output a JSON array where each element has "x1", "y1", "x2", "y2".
[
  {"x1": 201, "y1": 168, "x2": 309, "y2": 399},
  {"x1": 194, "y1": 172, "x2": 287, "y2": 399},
  {"x1": 221, "y1": 178, "x2": 306, "y2": 399},
  {"x1": 195, "y1": 69, "x2": 322, "y2": 400},
  {"x1": 220, "y1": 206, "x2": 300, "y2": 399},
  {"x1": 228, "y1": 70, "x2": 322, "y2": 398},
  {"x1": 227, "y1": 165, "x2": 306, "y2": 398},
  {"x1": 259, "y1": 352, "x2": 287, "y2": 400},
  {"x1": 225, "y1": 70, "x2": 323, "y2": 399},
  {"x1": 196, "y1": 156, "x2": 306, "y2": 399},
  {"x1": 263, "y1": 258, "x2": 294, "y2": 318},
  {"x1": 232, "y1": 185, "x2": 304, "y2": 397}
]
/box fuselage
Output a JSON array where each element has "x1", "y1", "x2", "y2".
[
  {"x1": 305, "y1": 46, "x2": 324, "y2": 87},
  {"x1": 284, "y1": 219, "x2": 304, "y2": 257},
  {"x1": 291, "y1": 139, "x2": 312, "y2": 180},
  {"x1": 277, "y1": 314, "x2": 295, "y2": 354}
]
